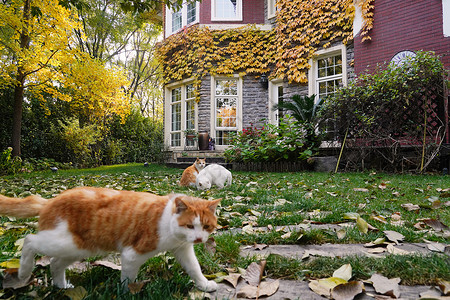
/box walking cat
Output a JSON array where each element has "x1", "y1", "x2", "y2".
[
  {"x1": 0, "y1": 187, "x2": 220, "y2": 292},
  {"x1": 196, "y1": 164, "x2": 232, "y2": 190},
  {"x1": 179, "y1": 158, "x2": 206, "y2": 187}
]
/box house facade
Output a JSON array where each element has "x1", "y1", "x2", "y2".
[{"x1": 158, "y1": 0, "x2": 449, "y2": 158}]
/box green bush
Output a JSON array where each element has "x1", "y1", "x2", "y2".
[
  {"x1": 323, "y1": 51, "x2": 447, "y2": 171},
  {"x1": 224, "y1": 115, "x2": 314, "y2": 163},
  {"x1": 0, "y1": 147, "x2": 22, "y2": 175}
]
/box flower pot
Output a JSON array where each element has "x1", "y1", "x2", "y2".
[{"x1": 198, "y1": 131, "x2": 209, "y2": 150}]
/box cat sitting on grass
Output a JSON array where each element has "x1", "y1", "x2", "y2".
[
  {"x1": 179, "y1": 158, "x2": 206, "y2": 187},
  {"x1": 0, "y1": 187, "x2": 220, "y2": 292}
]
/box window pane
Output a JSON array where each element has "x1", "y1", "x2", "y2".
[
  {"x1": 171, "y1": 132, "x2": 181, "y2": 147},
  {"x1": 171, "y1": 87, "x2": 181, "y2": 103},
  {"x1": 171, "y1": 103, "x2": 181, "y2": 131},
  {"x1": 186, "y1": 84, "x2": 195, "y2": 100},
  {"x1": 215, "y1": 0, "x2": 238, "y2": 19},
  {"x1": 216, "y1": 130, "x2": 234, "y2": 145},
  {"x1": 187, "y1": 3, "x2": 196, "y2": 24},
  {"x1": 186, "y1": 100, "x2": 195, "y2": 130},
  {"x1": 216, "y1": 97, "x2": 237, "y2": 128},
  {"x1": 172, "y1": 9, "x2": 182, "y2": 32},
  {"x1": 215, "y1": 79, "x2": 238, "y2": 95}
]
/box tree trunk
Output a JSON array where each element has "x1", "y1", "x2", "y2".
[
  {"x1": 11, "y1": 0, "x2": 31, "y2": 157},
  {"x1": 11, "y1": 76, "x2": 25, "y2": 157}
]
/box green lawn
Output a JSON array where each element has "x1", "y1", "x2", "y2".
[{"x1": 0, "y1": 163, "x2": 448, "y2": 298}]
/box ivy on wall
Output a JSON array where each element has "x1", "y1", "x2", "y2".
[{"x1": 155, "y1": 0, "x2": 374, "y2": 94}]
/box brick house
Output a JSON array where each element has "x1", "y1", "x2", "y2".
[{"x1": 159, "y1": 0, "x2": 449, "y2": 162}]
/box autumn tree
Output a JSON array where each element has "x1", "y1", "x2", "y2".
[{"x1": 0, "y1": 0, "x2": 132, "y2": 157}]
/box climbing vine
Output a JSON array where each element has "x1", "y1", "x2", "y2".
[{"x1": 156, "y1": 0, "x2": 374, "y2": 91}]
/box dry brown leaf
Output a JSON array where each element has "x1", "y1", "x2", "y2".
[
  {"x1": 91, "y1": 260, "x2": 121, "y2": 270},
  {"x1": 223, "y1": 273, "x2": 241, "y2": 288},
  {"x1": 383, "y1": 230, "x2": 404, "y2": 244},
  {"x1": 386, "y1": 244, "x2": 410, "y2": 255},
  {"x1": 243, "y1": 261, "x2": 266, "y2": 286},
  {"x1": 254, "y1": 243, "x2": 268, "y2": 251},
  {"x1": 369, "y1": 273, "x2": 401, "y2": 298},
  {"x1": 371, "y1": 215, "x2": 388, "y2": 224},
  {"x1": 331, "y1": 281, "x2": 364, "y2": 300},
  {"x1": 423, "y1": 219, "x2": 449, "y2": 232},
  {"x1": 2, "y1": 269, "x2": 32, "y2": 289},
  {"x1": 419, "y1": 287, "x2": 444, "y2": 298},
  {"x1": 401, "y1": 203, "x2": 420, "y2": 211},
  {"x1": 353, "y1": 188, "x2": 369, "y2": 192},
  {"x1": 36, "y1": 256, "x2": 51, "y2": 267},
  {"x1": 367, "y1": 247, "x2": 386, "y2": 254},
  {"x1": 236, "y1": 280, "x2": 280, "y2": 299},
  {"x1": 426, "y1": 242, "x2": 446, "y2": 252},
  {"x1": 438, "y1": 279, "x2": 450, "y2": 295},
  {"x1": 309, "y1": 277, "x2": 347, "y2": 298},
  {"x1": 336, "y1": 228, "x2": 346, "y2": 239},
  {"x1": 332, "y1": 264, "x2": 352, "y2": 281}
]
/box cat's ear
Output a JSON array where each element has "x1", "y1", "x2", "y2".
[
  {"x1": 174, "y1": 197, "x2": 189, "y2": 214},
  {"x1": 208, "y1": 198, "x2": 221, "y2": 213}
]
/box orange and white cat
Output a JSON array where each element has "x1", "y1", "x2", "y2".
[
  {"x1": 0, "y1": 187, "x2": 220, "y2": 292},
  {"x1": 179, "y1": 158, "x2": 206, "y2": 187}
]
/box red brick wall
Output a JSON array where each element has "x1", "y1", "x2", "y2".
[
  {"x1": 354, "y1": 0, "x2": 450, "y2": 74},
  {"x1": 199, "y1": 0, "x2": 265, "y2": 24}
]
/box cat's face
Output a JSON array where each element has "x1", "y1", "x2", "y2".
[
  {"x1": 172, "y1": 196, "x2": 219, "y2": 243},
  {"x1": 196, "y1": 178, "x2": 211, "y2": 190},
  {"x1": 195, "y1": 158, "x2": 206, "y2": 170}
]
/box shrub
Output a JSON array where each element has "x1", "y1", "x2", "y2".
[
  {"x1": 0, "y1": 147, "x2": 22, "y2": 175},
  {"x1": 224, "y1": 115, "x2": 314, "y2": 163},
  {"x1": 323, "y1": 51, "x2": 447, "y2": 172}
]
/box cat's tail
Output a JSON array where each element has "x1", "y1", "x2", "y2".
[{"x1": 0, "y1": 194, "x2": 49, "y2": 218}]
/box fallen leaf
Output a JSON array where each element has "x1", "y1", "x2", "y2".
[
  {"x1": 2, "y1": 269, "x2": 32, "y2": 289},
  {"x1": 383, "y1": 230, "x2": 404, "y2": 244},
  {"x1": 437, "y1": 279, "x2": 450, "y2": 295},
  {"x1": 64, "y1": 286, "x2": 87, "y2": 300},
  {"x1": 0, "y1": 259, "x2": 21, "y2": 269},
  {"x1": 423, "y1": 219, "x2": 449, "y2": 232},
  {"x1": 367, "y1": 247, "x2": 386, "y2": 254},
  {"x1": 368, "y1": 273, "x2": 401, "y2": 298},
  {"x1": 353, "y1": 188, "x2": 369, "y2": 192},
  {"x1": 401, "y1": 203, "x2": 420, "y2": 211},
  {"x1": 356, "y1": 216, "x2": 369, "y2": 234},
  {"x1": 364, "y1": 237, "x2": 387, "y2": 247},
  {"x1": 344, "y1": 212, "x2": 360, "y2": 220},
  {"x1": 371, "y1": 215, "x2": 387, "y2": 224},
  {"x1": 188, "y1": 290, "x2": 212, "y2": 300},
  {"x1": 332, "y1": 264, "x2": 352, "y2": 281},
  {"x1": 419, "y1": 287, "x2": 444, "y2": 298},
  {"x1": 223, "y1": 273, "x2": 241, "y2": 288},
  {"x1": 36, "y1": 256, "x2": 51, "y2": 267},
  {"x1": 386, "y1": 244, "x2": 410, "y2": 255},
  {"x1": 309, "y1": 277, "x2": 347, "y2": 298},
  {"x1": 243, "y1": 261, "x2": 266, "y2": 286},
  {"x1": 281, "y1": 231, "x2": 292, "y2": 239},
  {"x1": 242, "y1": 225, "x2": 254, "y2": 235},
  {"x1": 426, "y1": 242, "x2": 446, "y2": 252},
  {"x1": 91, "y1": 260, "x2": 121, "y2": 270},
  {"x1": 336, "y1": 228, "x2": 346, "y2": 239},
  {"x1": 236, "y1": 279, "x2": 279, "y2": 299},
  {"x1": 331, "y1": 281, "x2": 364, "y2": 300},
  {"x1": 254, "y1": 243, "x2": 268, "y2": 251}
]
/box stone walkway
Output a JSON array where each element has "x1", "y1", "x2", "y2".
[{"x1": 207, "y1": 242, "x2": 448, "y2": 300}]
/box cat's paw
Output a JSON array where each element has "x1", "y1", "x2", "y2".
[{"x1": 196, "y1": 279, "x2": 217, "y2": 292}]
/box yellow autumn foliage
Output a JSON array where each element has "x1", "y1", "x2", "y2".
[
  {"x1": 156, "y1": 0, "x2": 374, "y2": 87},
  {"x1": 0, "y1": 0, "x2": 131, "y2": 123}
]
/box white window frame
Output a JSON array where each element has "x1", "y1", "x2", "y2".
[
  {"x1": 308, "y1": 44, "x2": 347, "y2": 144},
  {"x1": 165, "y1": 2, "x2": 200, "y2": 38},
  {"x1": 210, "y1": 75, "x2": 243, "y2": 149},
  {"x1": 165, "y1": 79, "x2": 198, "y2": 150},
  {"x1": 268, "y1": 79, "x2": 283, "y2": 125},
  {"x1": 211, "y1": 0, "x2": 243, "y2": 21},
  {"x1": 268, "y1": 0, "x2": 277, "y2": 19},
  {"x1": 443, "y1": 0, "x2": 450, "y2": 37},
  {"x1": 308, "y1": 44, "x2": 347, "y2": 102}
]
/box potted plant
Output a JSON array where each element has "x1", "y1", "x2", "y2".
[{"x1": 183, "y1": 129, "x2": 198, "y2": 140}]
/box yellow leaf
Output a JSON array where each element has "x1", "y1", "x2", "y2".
[{"x1": 0, "y1": 259, "x2": 21, "y2": 269}]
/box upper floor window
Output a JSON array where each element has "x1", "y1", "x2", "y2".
[
  {"x1": 212, "y1": 0, "x2": 242, "y2": 21},
  {"x1": 268, "y1": 0, "x2": 277, "y2": 19},
  {"x1": 165, "y1": 2, "x2": 199, "y2": 37}
]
